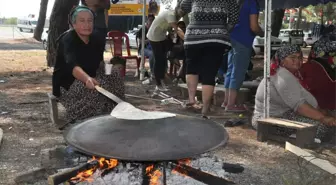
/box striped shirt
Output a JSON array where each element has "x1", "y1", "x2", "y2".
[{"x1": 180, "y1": 0, "x2": 239, "y2": 46}]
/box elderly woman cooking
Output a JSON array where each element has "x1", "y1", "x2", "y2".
[
  {"x1": 252, "y1": 45, "x2": 336, "y2": 142},
  {"x1": 52, "y1": 6, "x2": 124, "y2": 124}
]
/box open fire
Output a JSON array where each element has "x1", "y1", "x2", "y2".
[
  {"x1": 69, "y1": 157, "x2": 192, "y2": 185},
  {"x1": 71, "y1": 157, "x2": 118, "y2": 183},
  {"x1": 48, "y1": 153, "x2": 236, "y2": 185}
]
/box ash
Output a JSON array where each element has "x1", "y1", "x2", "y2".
[
  {"x1": 75, "y1": 153, "x2": 229, "y2": 185},
  {"x1": 75, "y1": 163, "x2": 143, "y2": 185}
]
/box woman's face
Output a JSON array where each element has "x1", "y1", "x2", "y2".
[
  {"x1": 282, "y1": 52, "x2": 303, "y2": 72},
  {"x1": 73, "y1": 11, "x2": 94, "y2": 36}
]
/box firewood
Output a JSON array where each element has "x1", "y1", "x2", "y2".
[
  {"x1": 48, "y1": 160, "x2": 98, "y2": 185},
  {"x1": 170, "y1": 162, "x2": 235, "y2": 185}
]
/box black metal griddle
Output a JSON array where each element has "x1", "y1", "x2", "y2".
[{"x1": 64, "y1": 114, "x2": 228, "y2": 161}]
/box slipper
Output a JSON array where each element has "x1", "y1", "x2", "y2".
[
  {"x1": 182, "y1": 102, "x2": 202, "y2": 112},
  {"x1": 221, "y1": 102, "x2": 227, "y2": 109}
]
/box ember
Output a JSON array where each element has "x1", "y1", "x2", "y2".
[{"x1": 48, "y1": 153, "x2": 237, "y2": 185}]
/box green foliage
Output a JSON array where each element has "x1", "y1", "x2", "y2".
[
  {"x1": 303, "y1": 2, "x2": 336, "y2": 23},
  {"x1": 2, "y1": 17, "x2": 17, "y2": 25}
]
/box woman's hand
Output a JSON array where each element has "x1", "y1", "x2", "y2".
[
  {"x1": 320, "y1": 116, "x2": 336, "y2": 126},
  {"x1": 85, "y1": 77, "x2": 100, "y2": 89}
]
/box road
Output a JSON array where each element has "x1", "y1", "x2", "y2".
[{"x1": 0, "y1": 26, "x2": 43, "y2": 50}]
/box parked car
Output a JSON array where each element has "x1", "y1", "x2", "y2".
[
  {"x1": 41, "y1": 28, "x2": 48, "y2": 50},
  {"x1": 303, "y1": 33, "x2": 318, "y2": 47},
  {"x1": 278, "y1": 29, "x2": 304, "y2": 46},
  {"x1": 252, "y1": 36, "x2": 282, "y2": 56}
]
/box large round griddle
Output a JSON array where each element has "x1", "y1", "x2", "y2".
[{"x1": 65, "y1": 115, "x2": 228, "y2": 161}]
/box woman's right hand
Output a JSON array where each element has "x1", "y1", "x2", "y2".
[
  {"x1": 320, "y1": 116, "x2": 336, "y2": 126},
  {"x1": 85, "y1": 77, "x2": 99, "y2": 89}
]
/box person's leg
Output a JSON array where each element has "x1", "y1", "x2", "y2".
[
  {"x1": 185, "y1": 46, "x2": 200, "y2": 104},
  {"x1": 144, "y1": 48, "x2": 154, "y2": 73},
  {"x1": 226, "y1": 40, "x2": 252, "y2": 112},
  {"x1": 223, "y1": 48, "x2": 234, "y2": 107},
  {"x1": 150, "y1": 41, "x2": 166, "y2": 87},
  {"x1": 200, "y1": 45, "x2": 225, "y2": 115}
]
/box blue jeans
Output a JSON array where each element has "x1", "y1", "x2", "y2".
[
  {"x1": 224, "y1": 39, "x2": 252, "y2": 90},
  {"x1": 142, "y1": 48, "x2": 155, "y2": 72}
]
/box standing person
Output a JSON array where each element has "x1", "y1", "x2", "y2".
[
  {"x1": 135, "y1": 14, "x2": 155, "y2": 78},
  {"x1": 180, "y1": 0, "x2": 239, "y2": 117},
  {"x1": 147, "y1": 5, "x2": 186, "y2": 91},
  {"x1": 81, "y1": 0, "x2": 110, "y2": 41},
  {"x1": 222, "y1": 0, "x2": 264, "y2": 112}
]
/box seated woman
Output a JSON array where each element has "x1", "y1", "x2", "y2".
[
  {"x1": 252, "y1": 45, "x2": 336, "y2": 142},
  {"x1": 301, "y1": 37, "x2": 336, "y2": 110},
  {"x1": 52, "y1": 6, "x2": 125, "y2": 124}
]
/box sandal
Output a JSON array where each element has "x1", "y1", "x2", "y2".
[
  {"x1": 221, "y1": 102, "x2": 228, "y2": 109},
  {"x1": 182, "y1": 101, "x2": 202, "y2": 112}
]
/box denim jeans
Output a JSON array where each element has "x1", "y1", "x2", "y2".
[{"x1": 224, "y1": 39, "x2": 252, "y2": 90}]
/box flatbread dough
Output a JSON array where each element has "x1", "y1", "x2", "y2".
[{"x1": 111, "y1": 102, "x2": 176, "y2": 120}]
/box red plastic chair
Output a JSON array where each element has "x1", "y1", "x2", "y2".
[{"x1": 107, "y1": 31, "x2": 140, "y2": 76}]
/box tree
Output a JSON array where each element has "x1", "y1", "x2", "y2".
[
  {"x1": 34, "y1": 0, "x2": 49, "y2": 41},
  {"x1": 47, "y1": 0, "x2": 79, "y2": 67},
  {"x1": 296, "y1": 7, "x2": 303, "y2": 29},
  {"x1": 271, "y1": 9, "x2": 285, "y2": 37}
]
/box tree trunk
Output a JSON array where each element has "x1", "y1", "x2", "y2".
[
  {"x1": 34, "y1": 0, "x2": 49, "y2": 41},
  {"x1": 296, "y1": 7, "x2": 303, "y2": 29},
  {"x1": 271, "y1": 9, "x2": 285, "y2": 37},
  {"x1": 47, "y1": 0, "x2": 79, "y2": 67}
]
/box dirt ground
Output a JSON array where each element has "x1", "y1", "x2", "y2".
[{"x1": 0, "y1": 40, "x2": 335, "y2": 185}]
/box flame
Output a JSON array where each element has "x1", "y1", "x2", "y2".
[
  {"x1": 172, "y1": 159, "x2": 191, "y2": 176},
  {"x1": 71, "y1": 157, "x2": 118, "y2": 183},
  {"x1": 149, "y1": 170, "x2": 162, "y2": 185},
  {"x1": 145, "y1": 165, "x2": 162, "y2": 185}
]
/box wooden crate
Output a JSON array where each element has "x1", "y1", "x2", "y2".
[
  {"x1": 257, "y1": 118, "x2": 317, "y2": 148},
  {"x1": 178, "y1": 83, "x2": 251, "y2": 106}
]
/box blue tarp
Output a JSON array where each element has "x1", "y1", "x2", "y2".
[{"x1": 258, "y1": 0, "x2": 336, "y2": 9}]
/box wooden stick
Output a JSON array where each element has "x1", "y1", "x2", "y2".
[
  {"x1": 285, "y1": 142, "x2": 336, "y2": 176},
  {"x1": 125, "y1": 94, "x2": 161, "y2": 102},
  {"x1": 48, "y1": 160, "x2": 98, "y2": 185},
  {"x1": 170, "y1": 162, "x2": 235, "y2": 185}
]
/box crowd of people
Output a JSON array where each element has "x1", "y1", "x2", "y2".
[{"x1": 51, "y1": 0, "x2": 336, "y2": 143}]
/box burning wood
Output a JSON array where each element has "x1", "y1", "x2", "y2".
[
  {"x1": 170, "y1": 161, "x2": 235, "y2": 185},
  {"x1": 48, "y1": 157, "x2": 118, "y2": 185},
  {"x1": 145, "y1": 164, "x2": 163, "y2": 185},
  {"x1": 172, "y1": 159, "x2": 191, "y2": 176}
]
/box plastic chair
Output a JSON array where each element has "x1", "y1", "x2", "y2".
[{"x1": 107, "y1": 31, "x2": 140, "y2": 76}]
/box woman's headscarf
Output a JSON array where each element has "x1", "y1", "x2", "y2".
[
  {"x1": 271, "y1": 45, "x2": 309, "y2": 90},
  {"x1": 270, "y1": 45, "x2": 302, "y2": 75},
  {"x1": 69, "y1": 6, "x2": 94, "y2": 26},
  {"x1": 309, "y1": 37, "x2": 336, "y2": 69}
]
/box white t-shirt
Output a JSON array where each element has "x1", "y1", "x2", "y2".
[{"x1": 147, "y1": 10, "x2": 177, "y2": 42}]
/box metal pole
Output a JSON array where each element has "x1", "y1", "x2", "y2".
[
  {"x1": 263, "y1": 0, "x2": 272, "y2": 118},
  {"x1": 12, "y1": 25, "x2": 14, "y2": 39},
  {"x1": 139, "y1": 0, "x2": 147, "y2": 81}
]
